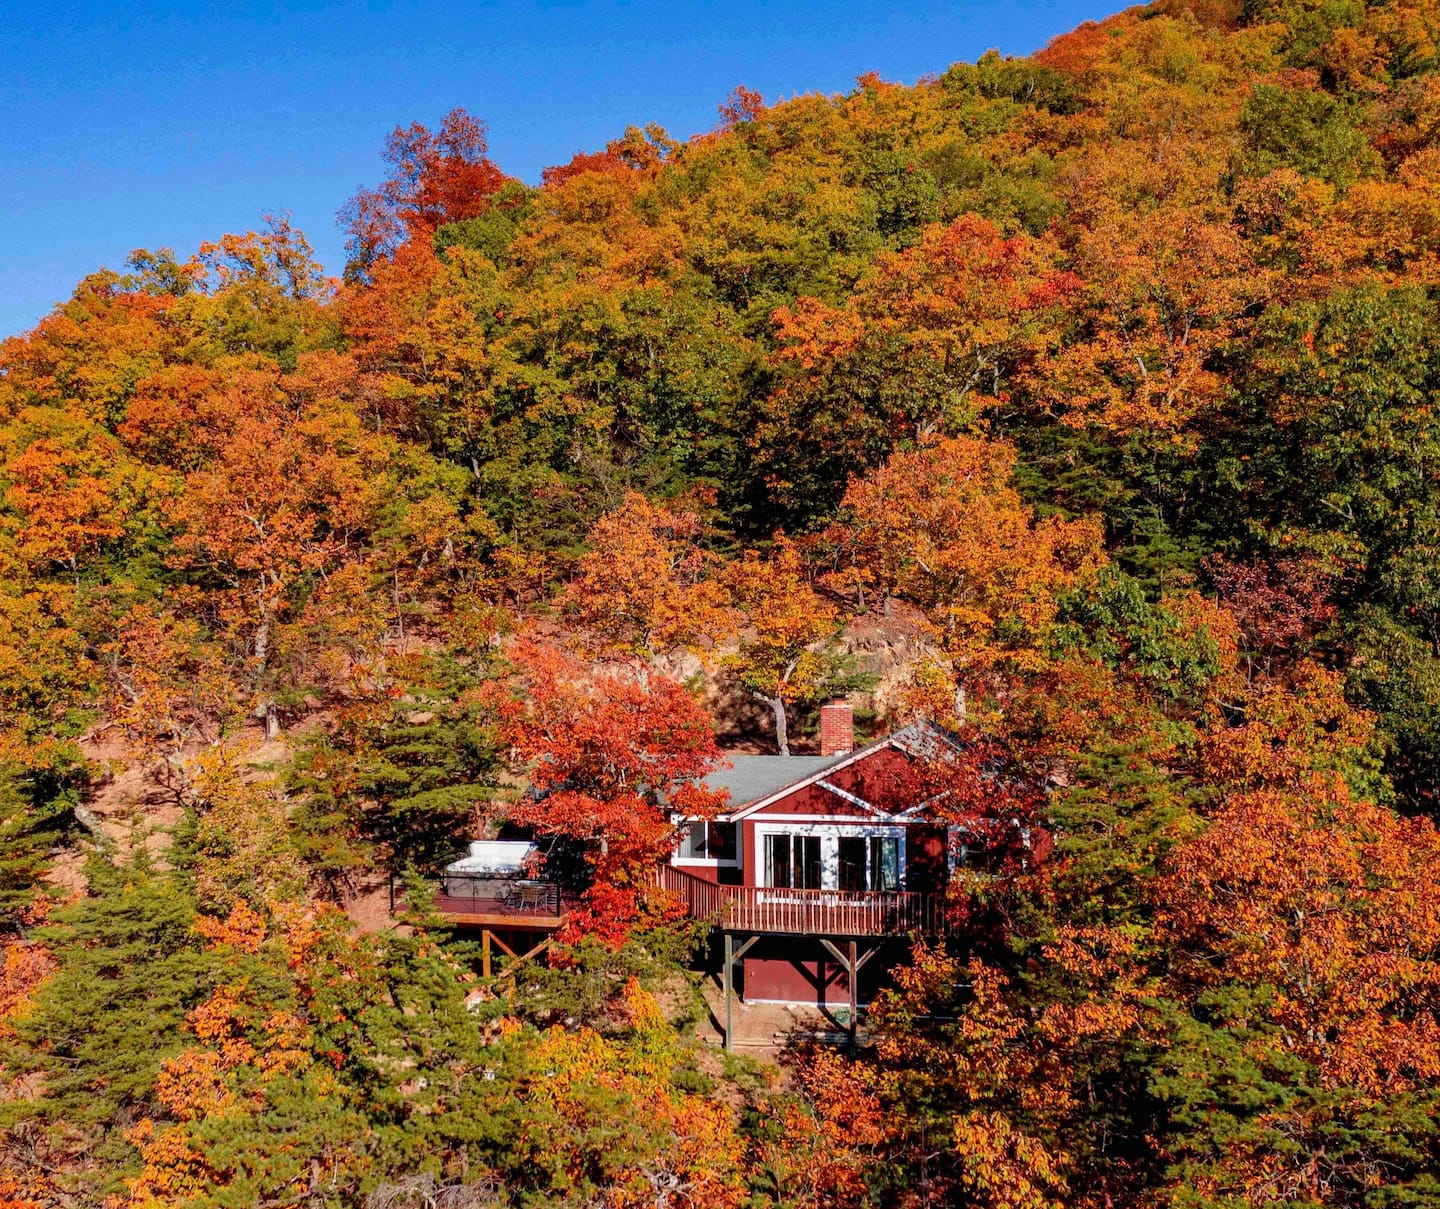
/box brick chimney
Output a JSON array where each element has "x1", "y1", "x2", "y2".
[{"x1": 819, "y1": 699, "x2": 854, "y2": 757}]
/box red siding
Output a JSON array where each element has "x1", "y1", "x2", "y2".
[
  {"x1": 747, "y1": 746, "x2": 917, "y2": 822},
  {"x1": 670, "y1": 862, "x2": 742, "y2": 886},
  {"x1": 906, "y1": 824, "x2": 948, "y2": 895},
  {"x1": 741, "y1": 938, "x2": 902, "y2": 1006}
]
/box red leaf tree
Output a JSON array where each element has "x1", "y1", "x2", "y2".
[
  {"x1": 488, "y1": 640, "x2": 726, "y2": 940},
  {"x1": 341, "y1": 108, "x2": 509, "y2": 276}
]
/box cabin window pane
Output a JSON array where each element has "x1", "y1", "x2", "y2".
[
  {"x1": 954, "y1": 828, "x2": 999, "y2": 872},
  {"x1": 796, "y1": 835, "x2": 822, "y2": 889},
  {"x1": 709, "y1": 822, "x2": 737, "y2": 862},
  {"x1": 678, "y1": 821, "x2": 737, "y2": 861},
  {"x1": 765, "y1": 834, "x2": 821, "y2": 887},
  {"x1": 870, "y1": 836, "x2": 900, "y2": 891},
  {"x1": 678, "y1": 820, "x2": 709, "y2": 859},
  {"x1": 838, "y1": 836, "x2": 867, "y2": 891},
  {"x1": 766, "y1": 834, "x2": 792, "y2": 887}
]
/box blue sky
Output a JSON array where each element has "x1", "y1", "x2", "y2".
[{"x1": 1, "y1": 1, "x2": 1118, "y2": 337}]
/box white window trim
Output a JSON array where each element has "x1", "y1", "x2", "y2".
[{"x1": 753, "y1": 822, "x2": 907, "y2": 891}]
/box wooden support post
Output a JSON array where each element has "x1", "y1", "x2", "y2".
[
  {"x1": 818, "y1": 938, "x2": 883, "y2": 1053},
  {"x1": 848, "y1": 939, "x2": 858, "y2": 1053},
  {"x1": 723, "y1": 933, "x2": 733, "y2": 1052},
  {"x1": 722, "y1": 933, "x2": 760, "y2": 1051},
  {"x1": 854, "y1": 944, "x2": 880, "y2": 976},
  {"x1": 482, "y1": 930, "x2": 492, "y2": 979}
]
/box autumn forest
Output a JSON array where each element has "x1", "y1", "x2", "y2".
[{"x1": 5, "y1": 0, "x2": 1440, "y2": 1205}]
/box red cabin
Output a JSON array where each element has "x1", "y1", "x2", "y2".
[{"x1": 659, "y1": 705, "x2": 970, "y2": 1027}]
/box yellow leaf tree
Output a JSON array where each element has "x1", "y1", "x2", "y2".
[
  {"x1": 723, "y1": 538, "x2": 852, "y2": 755},
  {"x1": 562, "y1": 491, "x2": 734, "y2": 665},
  {"x1": 835, "y1": 434, "x2": 1103, "y2": 716}
]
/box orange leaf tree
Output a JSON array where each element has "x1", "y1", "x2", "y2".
[
  {"x1": 561, "y1": 491, "x2": 734, "y2": 665},
  {"x1": 835, "y1": 433, "x2": 1103, "y2": 715},
  {"x1": 158, "y1": 367, "x2": 395, "y2": 735}
]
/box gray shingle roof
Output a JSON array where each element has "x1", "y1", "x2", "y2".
[
  {"x1": 692, "y1": 725, "x2": 966, "y2": 816},
  {"x1": 702, "y1": 753, "x2": 852, "y2": 810}
]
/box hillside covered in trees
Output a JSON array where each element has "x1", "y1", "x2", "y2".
[{"x1": 6, "y1": 0, "x2": 1440, "y2": 1204}]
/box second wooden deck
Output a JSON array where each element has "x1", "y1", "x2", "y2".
[{"x1": 433, "y1": 874, "x2": 574, "y2": 930}]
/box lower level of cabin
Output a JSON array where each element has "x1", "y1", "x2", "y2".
[{"x1": 738, "y1": 936, "x2": 905, "y2": 1006}]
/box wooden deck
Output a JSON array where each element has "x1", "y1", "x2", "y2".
[
  {"x1": 433, "y1": 898, "x2": 571, "y2": 929},
  {"x1": 656, "y1": 864, "x2": 945, "y2": 936}
]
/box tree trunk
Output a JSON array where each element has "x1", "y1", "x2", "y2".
[
  {"x1": 71, "y1": 802, "x2": 112, "y2": 848},
  {"x1": 254, "y1": 580, "x2": 279, "y2": 739},
  {"x1": 755, "y1": 693, "x2": 790, "y2": 756}
]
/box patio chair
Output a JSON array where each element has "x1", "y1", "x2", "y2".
[{"x1": 514, "y1": 881, "x2": 544, "y2": 914}]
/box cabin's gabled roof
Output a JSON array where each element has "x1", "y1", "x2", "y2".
[
  {"x1": 702, "y1": 721, "x2": 964, "y2": 821},
  {"x1": 700, "y1": 753, "x2": 851, "y2": 809}
]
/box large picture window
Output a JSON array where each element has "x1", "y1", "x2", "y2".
[
  {"x1": 765, "y1": 833, "x2": 821, "y2": 889},
  {"x1": 756, "y1": 826, "x2": 905, "y2": 891},
  {"x1": 838, "y1": 835, "x2": 901, "y2": 891}
]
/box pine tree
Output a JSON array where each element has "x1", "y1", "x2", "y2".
[{"x1": 0, "y1": 854, "x2": 209, "y2": 1197}]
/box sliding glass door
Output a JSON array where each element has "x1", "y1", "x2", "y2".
[
  {"x1": 761, "y1": 829, "x2": 905, "y2": 891},
  {"x1": 838, "y1": 835, "x2": 901, "y2": 891},
  {"x1": 870, "y1": 835, "x2": 900, "y2": 891},
  {"x1": 764, "y1": 833, "x2": 821, "y2": 889},
  {"x1": 838, "y1": 836, "x2": 868, "y2": 891}
]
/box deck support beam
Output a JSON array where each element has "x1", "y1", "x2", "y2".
[
  {"x1": 722, "y1": 932, "x2": 760, "y2": 1051},
  {"x1": 819, "y1": 938, "x2": 881, "y2": 1052},
  {"x1": 480, "y1": 931, "x2": 553, "y2": 981},
  {"x1": 517, "y1": 937, "x2": 554, "y2": 963},
  {"x1": 479, "y1": 929, "x2": 517, "y2": 978}
]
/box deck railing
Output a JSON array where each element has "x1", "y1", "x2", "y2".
[
  {"x1": 655, "y1": 864, "x2": 945, "y2": 936},
  {"x1": 435, "y1": 872, "x2": 566, "y2": 920}
]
